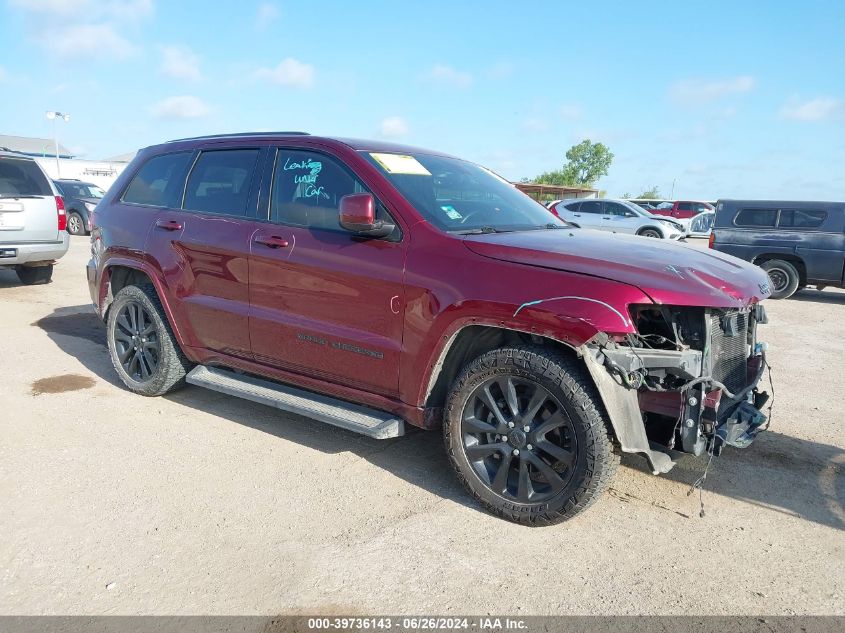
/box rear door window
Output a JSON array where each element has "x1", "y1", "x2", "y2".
[
  {"x1": 678, "y1": 202, "x2": 693, "y2": 211},
  {"x1": 777, "y1": 209, "x2": 826, "y2": 229},
  {"x1": 579, "y1": 200, "x2": 603, "y2": 214},
  {"x1": 734, "y1": 208, "x2": 778, "y2": 227},
  {"x1": 0, "y1": 157, "x2": 52, "y2": 197},
  {"x1": 122, "y1": 152, "x2": 193, "y2": 207},
  {"x1": 183, "y1": 149, "x2": 260, "y2": 216}
]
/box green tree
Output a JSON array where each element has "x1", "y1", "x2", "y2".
[
  {"x1": 533, "y1": 140, "x2": 614, "y2": 187},
  {"x1": 637, "y1": 186, "x2": 662, "y2": 199}
]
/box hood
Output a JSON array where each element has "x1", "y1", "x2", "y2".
[{"x1": 463, "y1": 229, "x2": 771, "y2": 308}]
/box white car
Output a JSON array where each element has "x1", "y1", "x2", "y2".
[
  {"x1": 549, "y1": 198, "x2": 685, "y2": 240},
  {"x1": 684, "y1": 210, "x2": 715, "y2": 237}
]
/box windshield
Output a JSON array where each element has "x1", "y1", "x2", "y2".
[
  {"x1": 363, "y1": 152, "x2": 566, "y2": 233},
  {"x1": 655, "y1": 202, "x2": 674, "y2": 209}
]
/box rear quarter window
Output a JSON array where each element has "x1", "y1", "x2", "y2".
[
  {"x1": 122, "y1": 151, "x2": 193, "y2": 207},
  {"x1": 0, "y1": 157, "x2": 52, "y2": 197},
  {"x1": 734, "y1": 208, "x2": 777, "y2": 227},
  {"x1": 777, "y1": 209, "x2": 826, "y2": 229}
]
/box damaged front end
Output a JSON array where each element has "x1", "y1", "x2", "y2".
[{"x1": 580, "y1": 303, "x2": 770, "y2": 474}]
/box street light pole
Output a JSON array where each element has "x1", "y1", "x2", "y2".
[{"x1": 45, "y1": 111, "x2": 70, "y2": 178}]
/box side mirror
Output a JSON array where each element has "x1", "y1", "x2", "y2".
[{"x1": 339, "y1": 193, "x2": 395, "y2": 238}]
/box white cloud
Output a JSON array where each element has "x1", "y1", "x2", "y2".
[
  {"x1": 255, "y1": 2, "x2": 280, "y2": 30},
  {"x1": 253, "y1": 58, "x2": 315, "y2": 88},
  {"x1": 486, "y1": 61, "x2": 515, "y2": 80},
  {"x1": 9, "y1": 0, "x2": 153, "y2": 20},
  {"x1": 160, "y1": 45, "x2": 201, "y2": 81},
  {"x1": 379, "y1": 116, "x2": 409, "y2": 138},
  {"x1": 150, "y1": 95, "x2": 211, "y2": 119},
  {"x1": 9, "y1": 0, "x2": 152, "y2": 61},
  {"x1": 559, "y1": 103, "x2": 582, "y2": 120},
  {"x1": 424, "y1": 64, "x2": 472, "y2": 89},
  {"x1": 779, "y1": 97, "x2": 844, "y2": 121},
  {"x1": 522, "y1": 117, "x2": 549, "y2": 133},
  {"x1": 46, "y1": 23, "x2": 136, "y2": 59},
  {"x1": 669, "y1": 75, "x2": 755, "y2": 104}
]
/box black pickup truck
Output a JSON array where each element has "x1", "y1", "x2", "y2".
[{"x1": 711, "y1": 199, "x2": 845, "y2": 298}]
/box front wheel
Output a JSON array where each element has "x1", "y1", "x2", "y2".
[
  {"x1": 106, "y1": 284, "x2": 191, "y2": 396},
  {"x1": 638, "y1": 228, "x2": 662, "y2": 238},
  {"x1": 444, "y1": 347, "x2": 619, "y2": 525}
]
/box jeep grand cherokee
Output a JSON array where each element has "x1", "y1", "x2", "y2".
[{"x1": 87, "y1": 132, "x2": 772, "y2": 524}]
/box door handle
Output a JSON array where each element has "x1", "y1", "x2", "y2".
[
  {"x1": 254, "y1": 235, "x2": 290, "y2": 249},
  {"x1": 602, "y1": 216, "x2": 611, "y2": 220},
  {"x1": 573, "y1": 213, "x2": 581, "y2": 217},
  {"x1": 155, "y1": 219, "x2": 183, "y2": 231}
]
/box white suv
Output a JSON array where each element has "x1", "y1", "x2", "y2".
[
  {"x1": 550, "y1": 198, "x2": 685, "y2": 240},
  {"x1": 0, "y1": 150, "x2": 69, "y2": 284}
]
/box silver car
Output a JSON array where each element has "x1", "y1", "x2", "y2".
[
  {"x1": 0, "y1": 150, "x2": 69, "y2": 284},
  {"x1": 550, "y1": 198, "x2": 685, "y2": 240}
]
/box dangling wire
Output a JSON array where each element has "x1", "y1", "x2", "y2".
[{"x1": 688, "y1": 446, "x2": 715, "y2": 518}]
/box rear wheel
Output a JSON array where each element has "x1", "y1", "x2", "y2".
[
  {"x1": 67, "y1": 212, "x2": 85, "y2": 236},
  {"x1": 443, "y1": 347, "x2": 619, "y2": 525},
  {"x1": 15, "y1": 264, "x2": 53, "y2": 285},
  {"x1": 107, "y1": 284, "x2": 191, "y2": 396},
  {"x1": 760, "y1": 259, "x2": 800, "y2": 299}
]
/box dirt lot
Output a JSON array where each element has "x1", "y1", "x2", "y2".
[{"x1": 1, "y1": 236, "x2": 843, "y2": 615}]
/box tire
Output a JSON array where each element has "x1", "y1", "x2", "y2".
[
  {"x1": 15, "y1": 264, "x2": 53, "y2": 285},
  {"x1": 760, "y1": 259, "x2": 800, "y2": 299},
  {"x1": 638, "y1": 228, "x2": 662, "y2": 238},
  {"x1": 67, "y1": 212, "x2": 85, "y2": 236},
  {"x1": 443, "y1": 346, "x2": 620, "y2": 525},
  {"x1": 106, "y1": 283, "x2": 191, "y2": 396}
]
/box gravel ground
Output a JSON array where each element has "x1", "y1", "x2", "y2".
[{"x1": 1, "y1": 236, "x2": 843, "y2": 615}]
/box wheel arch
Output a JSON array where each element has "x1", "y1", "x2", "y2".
[
  {"x1": 422, "y1": 324, "x2": 583, "y2": 424},
  {"x1": 752, "y1": 253, "x2": 807, "y2": 285},
  {"x1": 636, "y1": 225, "x2": 665, "y2": 237},
  {"x1": 100, "y1": 260, "x2": 186, "y2": 347}
]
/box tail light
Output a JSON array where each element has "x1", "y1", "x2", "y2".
[
  {"x1": 708, "y1": 231, "x2": 715, "y2": 249},
  {"x1": 56, "y1": 196, "x2": 67, "y2": 231},
  {"x1": 549, "y1": 203, "x2": 560, "y2": 218}
]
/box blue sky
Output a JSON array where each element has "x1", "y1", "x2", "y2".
[{"x1": 1, "y1": 0, "x2": 843, "y2": 199}]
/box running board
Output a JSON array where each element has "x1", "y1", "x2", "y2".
[{"x1": 185, "y1": 365, "x2": 405, "y2": 439}]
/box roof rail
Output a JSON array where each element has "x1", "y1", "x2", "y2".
[{"x1": 166, "y1": 131, "x2": 310, "y2": 142}]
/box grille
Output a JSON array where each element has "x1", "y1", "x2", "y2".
[{"x1": 709, "y1": 310, "x2": 749, "y2": 394}]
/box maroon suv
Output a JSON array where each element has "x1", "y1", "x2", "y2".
[{"x1": 87, "y1": 132, "x2": 772, "y2": 525}]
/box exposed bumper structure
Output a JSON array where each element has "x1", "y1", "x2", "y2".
[{"x1": 580, "y1": 304, "x2": 770, "y2": 473}]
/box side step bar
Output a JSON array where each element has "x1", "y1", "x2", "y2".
[{"x1": 185, "y1": 365, "x2": 405, "y2": 439}]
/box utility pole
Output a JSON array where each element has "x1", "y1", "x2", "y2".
[
  {"x1": 670, "y1": 178, "x2": 676, "y2": 199},
  {"x1": 45, "y1": 111, "x2": 70, "y2": 178}
]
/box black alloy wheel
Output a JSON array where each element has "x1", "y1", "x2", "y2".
[
  {"x1": 112, "y1": 300, "x2": 161, "y2": 382},
  {"x1": 461, "y1": 376, "x2": 577, "y2": 503}
]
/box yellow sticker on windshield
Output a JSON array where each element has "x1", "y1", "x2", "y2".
[{"x1": 369, "y1": 153, "x2": 431, "y2": 175}]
